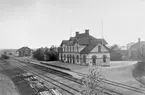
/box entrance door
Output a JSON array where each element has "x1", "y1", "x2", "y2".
[
  {"x1": 73, "y1": 55, "x2": 75, "y2": 64},
  {"x1": 92, "y1": 55, "x2": 97, "y2": 65},
  {"x1": 103, "y1": 55, "x2": 107, "y2": 63},
  {"x1": 83, "y1": 55, "x2": 86, "y2": 64}
]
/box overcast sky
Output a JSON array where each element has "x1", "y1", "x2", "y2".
[{"x1": 0, "y1": 0, "x2": 145, "y2": 49}]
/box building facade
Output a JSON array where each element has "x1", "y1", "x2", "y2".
[
  {"x1": 16, "y1": 47, "x2": 33, "y2": 57},
  {"x1": 59, "y1": 29, "x2": 110, "y2": 66},
  {"x1": 128, "y1": 38, "x2": 145, "y2": 61}
]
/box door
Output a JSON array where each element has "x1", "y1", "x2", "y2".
[
  {"x1": 92, "y1": 55, "x2": 97, "y2": 65},
  {"x1": 103, "y1": 55, "x2": 107, "y2": 63}
]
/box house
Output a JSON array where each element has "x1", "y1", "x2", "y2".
[
  {"x1": 128, "y1": 38, "x2": 145, "y2": 60},
  {"x1": 16, "y1": 47, "x2": 33, "y2": 57},
  {"x1": 58, "y1": 29, "x2": 110, "y2": 66}
]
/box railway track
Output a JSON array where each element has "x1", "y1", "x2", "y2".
[
  {"x1": 10, "y1": 60, "x2": 82, "y2": 95},
  {"x1": 74, "y1": 71, "x2": 145, "y2": 94},
  {"x1": 10, "y1": 57, "x2": 124, "y2": 95}
]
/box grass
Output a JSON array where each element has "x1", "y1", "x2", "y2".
[{"x1": 101, "y1": 63, "x2": 141, "y2": 86}]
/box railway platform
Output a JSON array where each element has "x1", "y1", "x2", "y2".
[{"x1": 40, "y1": 61, "x2": 91, "y2": 74}]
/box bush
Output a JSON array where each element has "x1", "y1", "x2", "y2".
[
  {"x1": 136, "y1": 61, "x2": 145, "y2": 71},
  {"x1": 80, "y1": 67, "x2": 105, "y2": 95},
  {"x1": 1, "y1": 54, "x2": 9, "y2": 59}
]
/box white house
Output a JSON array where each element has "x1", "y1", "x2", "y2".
[{"x1": 59, "y1": 29, "x2": 110, "y2": 66}]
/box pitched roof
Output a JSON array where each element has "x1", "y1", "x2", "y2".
[
  {"x1": 75, "y1": 34, "x2": 107, "y2": 45},
  {"x1": 17, "y1": 46, "x2": 31, "y2": 52},
  {"x1": 60, "y1": 40, "x2": 69, "y2": 46},
  {"x1": 60, "y1": 30, "x2": 108, "y2": 54},
  {"x1": 89, "y1": 35, "x2": 108, "y2": 44},
  {"x1": 77, "y1": 37, "x2": 90, "y2": 45},
  {"x1": 69, "y1": 37, "x2": 75, "y2": 41},
  {"x1": 80, "y1": 43, "x2": 110, "y2": 54},
  {"x1": 130, "y1": 41, "x2": 145, "y2": 49},
  {"x1": 75, "y1": 33, "x2": 89, "y2": 39},
  {"x1": 80, "y1": 42, "x2": 98, "y2": 54}
]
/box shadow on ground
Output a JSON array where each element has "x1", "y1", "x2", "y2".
[{"x1": 132, "y1": 62, "x2": 145, "y2": 85}]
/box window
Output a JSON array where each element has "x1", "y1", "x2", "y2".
[
  {"x1": 61, "y1": 54, "x2": 63, "y2": 61},
  {"x1": 92, "y1": 55, "x2": 97, "y2": 65},
  {"x1": 77, "y1": 55, "x2": 79, "y2": 62},
  {"x1": 64, "y1": 55, "x2": 66, "y2": 61},
  {"x1": 68, "y1": 46, "x2": 70, "y2": 52},
  {"x1": 98, "y1": 45, "x2": 101, "y2": 52},
  {"x1": 70, "y1": 46, "x2": 71, "y2": 52},
  {"x1": 67, "y1": 46, "x2": 69, "y2": 52},
  {"x1": 73, "y1": 46, "x2": 75, "y2": 52},
  {"x1": 77, "y1": 46, "x2": 79, "y2": 52},
  {"x1": 64, "y1": 47, "x2": 65, "y2": 52}
]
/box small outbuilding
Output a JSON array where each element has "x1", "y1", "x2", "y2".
[{"x1": 16, "y1": 47, "x2": 33, "y2": 57}]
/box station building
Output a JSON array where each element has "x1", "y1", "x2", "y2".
[{"x1": 59, "y1": 29, "x2": 110, "y2": 66}]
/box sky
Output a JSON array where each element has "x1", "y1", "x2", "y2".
[{"x1": 0, "y1": 0, "x2": 145, "y2": 49}]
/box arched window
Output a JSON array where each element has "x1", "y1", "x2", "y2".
[
  {"x1": 76, "y1": 55, "x2": 79, "y2": 62},
  {"x1": 73, "y1": 55, "x2": 75, "y2": 63},
  {"x1": 67, "y1": 55, "x2": 69, "y2": 62},
  {"x1": 64, "y1": 55, "x2": 66, "y2": 61},
  {"x1": 61, "y1": 54, "x2": 63, "y2": 61},
  {"x1": 77, "y1": 46, "x2": 79, "y2": 52},
  {"x1": 64, "y1": 46, "x2": 66, "y2": 52},
  {"x1": 83, "y1": 55, "x2": 86, "y2": 63},
  {"x1": 103, "y1": 55, "x2": 107, "y2": 63},
  {"x1": 70, "y1": 55, "x2": 72, "y2": 63},
  {"x1": 67, "y1": 46, "x2": 69, "y2": 52},
  {"x1": 70, "y1": 46, "x2": 71, "y2": 52},
  {"x1": 92, "y1": 55, "x2": 97, "y2": 65},
  {"x1": 68, "y1": 55, "x2": 70, "y2": 63}
]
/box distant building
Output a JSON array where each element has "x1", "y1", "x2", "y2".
[
  {"x1": 16, "y1": 47, "x2": 33, "y2": 57},
  {"x1": 128, "y1": 38, "x2": 145, "y2": 60},
  {"x1": 58, "y1": 29, "x2": 110, "y2": 66}
]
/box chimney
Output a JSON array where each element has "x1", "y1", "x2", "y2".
[
  {"x1": 76, "y1": 31, "x2": 79, "y2": 37},
  {"x1": 85, "y1": 29, "x2": 89, "y2": 35},
  {"x1": 138, "y1": 38, "x2": 141, "y2": 43}
]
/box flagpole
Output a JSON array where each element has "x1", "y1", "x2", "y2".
[
  {"x1": 102, "y1": 20, "x2": 104, "y2": 39},
  {"x1": 102, "y1": 20, "x2": 104, "y2": 66}
]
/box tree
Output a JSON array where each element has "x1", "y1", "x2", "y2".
[
  {"x1": 110, "y1": 44, "x2": 123, "y2": 61},
  {"x1": 136, "y1": 44, "x2": 145, "y2": 61},
  {"x1": 45, "y1": 50, "x2": 58, "y2": 61},
  {"x1": 80, "y1": 67, "x2": 105, "y2": 95},
  {"x1": 33, "y1": 46, "x2": 59, "y2": 61},
  {"x1": 33, "y1": 48, "x2": 45, "y2": 61}
]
